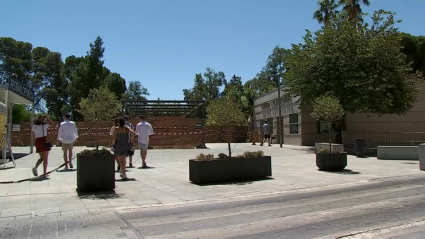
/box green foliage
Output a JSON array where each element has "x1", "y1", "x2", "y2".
[
  {"x1": 284, "y1": 10, "x2": 423, "y2": 116},
  {"x1": 311, "y1": 95, "x2": 345, "y2": 123},
  {"x1": 11, "y1": 105, "x2": 31, "y2": 124},
  {"x1": 183, "y1": 67, "x2": 225, "y2": 106},
  {"x1": 78, "y1": 148, "x2": 112, "y2": 156},
  {"x1": 401, "y1": 33, "x2": 425, "y2": 77},
  {"x1": 314, "y1": 0, "x2": 339, "y2": 25},
  {"x1": 242, "y1": 150, "x2": 264, "y2": 158},
  {"x1": 78, "y1": 86, "x2": 122, "y2": 123},
  {"x1": 123, "y1": 80, "x2": 149, "y2": 100},
  {"x1": 218, "y1": 153, "x2": 227, "y2": 160},
  {"x1": 206, "y1": 97, "x2": 246, "y2": 127},
  {"x1": 338, "y1": 0, "x2": 370, "y2": 23}
]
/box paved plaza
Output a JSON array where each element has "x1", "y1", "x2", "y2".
[{"x1": 0, "y1": 143, "x2": 421, "y2": 219}]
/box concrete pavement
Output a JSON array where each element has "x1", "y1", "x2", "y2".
[{"x1": 0, "y1": 143, "x2": 421, "y2": 218}]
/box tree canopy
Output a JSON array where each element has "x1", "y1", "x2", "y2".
[
  {"x1": 78, "y1": 86, "x2": 122, "y2": 122},
  {"x1": 284, "y1": 10, "x2": 423, "y2": 115}
]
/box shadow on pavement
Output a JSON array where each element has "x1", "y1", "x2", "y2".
[
  {"x1": 194, "y1": 177, "x2": 274, "y2": 186},
  {"x1": 76, "y1": 190, "x2": 123, "y2": 200},
  {"x1": 319, "y1": 169, "x2": 361, "y2": 175}
]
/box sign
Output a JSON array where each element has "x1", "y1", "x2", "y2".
[
  {"x1": 195, "y1": 123, "x2": 203, "y2": 129},
  {"x1": 12, "y1": 125, "x2": 20, "y2": 132},
  {"x1": 8, "y1": 78, "x2": 34, "y2": 102}
]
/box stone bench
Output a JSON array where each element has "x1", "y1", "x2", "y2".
[{"x1": 377, "y1": 146, "x2": 418, "y2": 160}]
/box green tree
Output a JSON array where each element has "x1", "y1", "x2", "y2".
[
  {"x1": 401, "y1": 33, "x2": 425, "y2": 77},
  {"x1": 105, "y1": 72, "x2": 127, "y2": 100},
  {"x1": 261, "y1": 46, "x2": 288, "y2": 87},
  {"x1": 11, "y1": 105, "x2": 31, "y2": 124},
  {"x1": 311, "y1": 95, "x2": 345, "y2": 151},
  {"x1": 69, "y1": 36, "x2": 109, "y2": 119},
  {"x1": 284, "y1": 10, "x2": 423, "y2": 116},
  {"x1": 123, "y1": 80, "x2": 149, "y2": 100},
  {"x1": 78, "y1": 86, "x2": 122, "y2": 148},
  {"x1": 314, "y1": 0, "x2": 340, "y2": 25},
  {"x1": 183, "y1": 68, "x2": 225, "y2": 105},
  {"x1": 338, "y1": 0, "x2": 370, "y2": 24},
  {"x1": 206, "y1": 97, "x2": 246, "y2": 158}
]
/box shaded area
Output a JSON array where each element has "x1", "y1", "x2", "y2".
[
  {"x1": 194, "y1": 177, "x2": 274, "y2": 186},
  {"x1": 319, "y1": 169, "x2": 361, "y2": 175},
  {"x1": 76, "y1": 190, "x2": 122, "y2": 200}
]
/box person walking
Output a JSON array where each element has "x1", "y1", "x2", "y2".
[
  {"x1": 262, "y1": 120, "x2": 271, "y2": 146},
  {"x1": 135, "y1": 115, "x2": 153, "y2": 168},
  {"x1": 112, "y1": 118, "x2": 135, "y2": 179},
  {"x1": 123, "y1": 115, "x2": 135, "y2": 167},
  {"x1": 110, "y1": 118, "x2": 121, "y2": 171},
  {"x1": 57, "y1": 113, "x2": 78, "y2": 170},
  {"x1": 32, "y1": 115, "x2": 53, "y2": 177}
]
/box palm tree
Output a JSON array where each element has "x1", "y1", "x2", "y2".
[
  {"x1": 313, "y1": 0, "x2": 339, "y2": 25},
  {"x1": 338, "y1": 0, "x2": 370, "y2": 22}
]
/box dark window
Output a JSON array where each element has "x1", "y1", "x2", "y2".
[
  {"x1": 289, "y1": 113, "x2": 299, "y2": 134},
  {"x1": 316, "y1": 121, "x2": 341, "y2": 133}
]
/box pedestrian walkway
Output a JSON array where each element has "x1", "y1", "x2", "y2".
[{"x1": 0, "y1": 143, "x2": 421, "y2": 219}]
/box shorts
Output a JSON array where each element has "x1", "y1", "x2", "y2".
[
  {"x1": 264, "y1": 133, "x2": 270, "y2": 139},
  {"x1": 138, "y1": 142, "x2": 149, "y2": 150},
  {"x1": 62, "y1": 143, "x2": 74, "y2": 151}
]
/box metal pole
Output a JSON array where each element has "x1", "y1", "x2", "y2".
[
  {"x1": 30, "y1": 104, "x2": 34, "y2": 154},
  {"x1": 277, "y1": 85, "x2": 283, "y2": 147},
  {"x1": 202, "y1": 102, "x2": 206, "y2": 148},
  {"x1": 389, "y1": 132, "x2": 392, "y2": 146},
  {"x1": 366, "y1": 131, "x2": 369, "y2": 151},
  {"x1": 411, "y1": 132, "x2": 413, "y2": 146},
  {"x1": 2, "y1": 90, "x2": 8, "y2": 161}
]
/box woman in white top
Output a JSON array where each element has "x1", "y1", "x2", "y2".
[{"x1": 32, "y1": 115, "x2": 53, "y2": 177}]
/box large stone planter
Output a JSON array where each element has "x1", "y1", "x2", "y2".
[
  {"x1": 189, "y1": 156, "x2": 272, "y2": 185},
  {"x1": 316, "y1": 153, "x2": 347, "y2": 171},
  {"x1": 77, "y1": 154, "x2": 115, "y2": 192}
]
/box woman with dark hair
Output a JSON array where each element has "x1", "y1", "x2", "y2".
[
  {"x1": 32, "y1": 115, "x2": 53, "y2": 176},
  {"x1": 112, "y1": 118, "x2": 135, "y2": 179}
]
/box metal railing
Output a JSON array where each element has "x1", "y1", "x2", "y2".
[{"x1": 342, "y1": 130, "x2": 425, "y2": 152}]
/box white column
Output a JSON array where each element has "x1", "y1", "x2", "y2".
[{"x1": 419, "y1": 143, "x2": 425, "y2": 171}]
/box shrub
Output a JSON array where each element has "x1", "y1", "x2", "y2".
[
  {"x1": 79, "y1": 148, "x2": 112, "y2": 156},
  {"x1": 218, "y1": 153, "x2": 228, "y2": 160},
  {"x1": 195, "y1": 153, "x2": 214, "y2": 161}
]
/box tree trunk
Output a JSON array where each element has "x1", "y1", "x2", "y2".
[
  {"x1": 228, "y1": 128, "x2": 232, "y2": 158},
  {"x1": 327, "y1": 122, "x2": 331, "y2": 153}
]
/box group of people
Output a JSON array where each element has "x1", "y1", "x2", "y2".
[
  {"x1": 109, "y1": 115, "x2": 153, "y2": 179},
  {"x1": 31, "y1": 113, "x2": 153, "y2": 180}
]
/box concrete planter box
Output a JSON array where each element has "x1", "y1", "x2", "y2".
[
  {"x1": 419, "y1": 144, "x2": 425, "y2": 171},
  {"x1": 77, "y1": 154, "x2": 115, "y2": 192},
  {"x1": 315, "y1": 143, "x2": 344, "y2": 153},
  {"x1": 377, "y1": 146, "x2": 418, "y2": 160},
  {"x1": 189, "y1": 156, "x2": 272, "y2": 185},
  {"x1": 316, "y1": 153, "x2": 347, "y2": 171}
]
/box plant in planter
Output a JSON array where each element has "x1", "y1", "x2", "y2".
[
  {"x1": 76, "y1": 87, "x2": 122, "y2": 192},
  {"x1": 311, "y1": 95, "x2": 347, "y2": 171}
]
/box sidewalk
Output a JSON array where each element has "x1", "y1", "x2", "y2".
[{"x1": 0, "y1": 143, "x2": 421, "y2": 219}]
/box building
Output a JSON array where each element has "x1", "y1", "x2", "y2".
[{"x1": 253, "y1": 83, "x2": 425, "y2": 146}]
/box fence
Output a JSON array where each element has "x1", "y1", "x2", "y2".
[{"x1": 342, "y1": 130, "x2": 425, "y2": 152}]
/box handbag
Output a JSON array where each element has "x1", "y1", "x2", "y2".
[{"x1": 42, "y1": 124, "x2": 53, "y2": 149}]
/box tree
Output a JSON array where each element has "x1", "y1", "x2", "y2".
[
  {"x1": 11, "y1": 105, "x2": 31, "y2": 124},
  {"x1": 78, "y1": 86, "x2": 122, "y2": 148},
  {"x1": 183, "y1": 68, "x2": 225, "y2": 105},
  {"x1": 261, "y1": 46, "x2": 288, "y2": 87},
  {"x1": 284, "y1": 10, "x2": 423, "y2": 116},
  {"x1": 311, "y1": 95, "x2": 345, "y2": 152},
  {"x1": 105, "y1": 72, "x2": 127, "y2": 100},
  {"x1": 401, "y1": 33, "x2": 425, "y2": 77},
  {"x1": 243, "y1": 77, "x2": 276, "y2": 118},
  {"x1": 69, "y1": 36, "x2": 109, "y2": 119},
  {"x1": 338, "y1": 0, "x2": 370, "y2": 24},
  {"x1": 206, "y1": 97, "x2": 246, "y2": 158},
  {"x1": 314, "y1": 0, "x2": 340, "y2": 25},
  {"x1": 123, "y1": 80, "x2": 149, "y2": 100}
]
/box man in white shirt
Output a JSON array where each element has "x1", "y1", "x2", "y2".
[
  {"x1": 135, "y1": 115, "x2": 153, "y2": 168},
  {"x1": 57, "y1": 113, "x2": 79, "y2": 169}
]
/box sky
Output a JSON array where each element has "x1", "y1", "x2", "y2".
[{"x1": 1, "y1": 0, "x2": 425, "y2": 101}]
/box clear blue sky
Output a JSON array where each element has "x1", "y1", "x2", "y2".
[{"x1": 1, "y1": 0, "x2": 424, "y2": 100}]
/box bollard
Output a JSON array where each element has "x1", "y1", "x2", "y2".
[
  {"x1": 354, "y1": 138, "x2": 364, "y2": 156},
  {"x1": 419, "y1": 143, "x2": 425, "y2": 171}
]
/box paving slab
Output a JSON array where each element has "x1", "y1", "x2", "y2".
[{"x1": 0, "y1": 143, "x2": 422, "y2": 219}]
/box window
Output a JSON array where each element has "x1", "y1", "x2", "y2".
[
  {"x1": 317, "y1": 121, "x2": 341, "y2": 133},
  {"x1": 289, "y1": 113, "x2": 299, "y2": 134}
]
